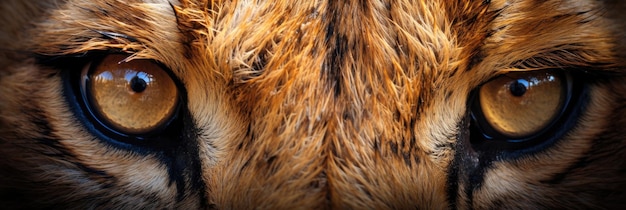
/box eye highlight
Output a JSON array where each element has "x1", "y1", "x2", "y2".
[
  {"x1": 477, "y1": 70, "x2": 566, "y2": 138},
  {"x1": 80, "y1": 54, "x2": 180, "y2": 136}
]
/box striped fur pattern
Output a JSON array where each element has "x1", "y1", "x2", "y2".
[{"x1": 1, "y1": 0, "x2": 625, "y2": 208}]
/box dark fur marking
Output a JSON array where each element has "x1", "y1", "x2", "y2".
[
  {"x1": 172, "y1": 2, "x2": 200, "y2": 59},
  {"x1": 414, "y1": 154, "x2": 421, "y2": 165},
  {"x1": 24, "y1": 109, "x2": 54, "y2": 137},
  {"x1": 326, "y1": 34, "x2": 346, "y2": 97},
  {"x1": 239, "y1": 124, "x2": 254, "y2": 150},
  {"x1": 34, "y1": 137, "x2": 118, "y2": 188},
  {"x1": 540, "y1": 98, "x2": 623, "y2": 184},
  {"x1": 28, "y1": 123, "x2": 119, "y2": 188},
  {"x1": 373, "y1": 136, "x2": 380, "y2": 151},
  {"x1": 445, "y1": 90, "x2": 453, "y2": 101},
  {"x1": 446, "y1": 155, "x2": 460, "y2": 210},
  {"x1": 389, "y1": 142, "x2": 398, "y2": 154},
  {"x1": 467, "y1": 49, "x2": 485, "y2": 72},
  {"x1": 409, "y1": 135, "x2": 417, "y2": 150},
  {"x1": 448, "y1": 115, "x2": 485, "y2": 209},
  {"x1": 540, "y1": 155, "x2": 589, "y2": 184},
  {"x1": 408, "y1": 117, "x2": 417, "y2": 133},
  {"x1": 323, "y1": 1, "x2": 350, "y2": 97},
  {"x1": 446, "y1": 2, "x2": 500, "y2": 73},
  {"x1": 393, "y1": 109, "x2": 401, "y2": 121},
  {"x1": 466, "y1": 165, "x2": 488, "y2": 206},
  {"x1": 266, "y1": 155, "x2": 277, "y2": 165},
  {"x1": 402, "y1": 152, "x2": 412, "y2": 168},
  {"x1": 162, "y1": 109, "x2": 209, "y2": 207},
  {"x1": 252, "y1": 48, "x2": 269, "y2": 75},
  {"x1": 240, "y1": 157, "x2": 251, "y2": 172}
]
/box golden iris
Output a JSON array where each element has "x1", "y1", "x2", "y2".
[
  {"x1": 82, "y1": 55, "x2": 179, "y2": 135},
  {"x1": 478, "y1": 70, "x2": 566, "y2": 138}
]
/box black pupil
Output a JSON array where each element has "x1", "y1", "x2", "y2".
[
  {"x1": 130, "y1": 76, "x2": 147, "y2": 93},
  {"x1": 509, "y1": 79, "x2": 528, "y2": 97}
]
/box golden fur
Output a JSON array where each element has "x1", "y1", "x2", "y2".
[{"x1": 1, "y1": 0, "x2": 625, "y2": 208}]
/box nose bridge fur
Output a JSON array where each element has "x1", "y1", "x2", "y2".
[{"x1": 192, "y1": 0, "x2": 461, "y2": 208}]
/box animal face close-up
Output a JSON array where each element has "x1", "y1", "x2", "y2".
[{"x1": 1, "y1": 0, "x2": 625, "y2": 209}]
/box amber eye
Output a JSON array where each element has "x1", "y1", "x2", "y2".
[
  {"x1": 80, "y1": 54, "x2": 179, "y2": 136},
  {"x1": 473, "y1": 70, "x2": 569, "y2": 140}
]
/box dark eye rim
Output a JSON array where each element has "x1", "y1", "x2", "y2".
[
  {"x1": 468, "y1": 69, "x2": 588, "y2": 154},
  {"x1": 61, "y1": 53, "x2": 186, "y2": 149}
]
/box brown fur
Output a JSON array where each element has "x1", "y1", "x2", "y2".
[{"x1": 1, "y1": 0, "x2": 625, "y2": 209}]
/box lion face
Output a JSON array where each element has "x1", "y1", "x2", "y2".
[{"x1": 1, "y1": 0, "x2": 625, "y2": 209}]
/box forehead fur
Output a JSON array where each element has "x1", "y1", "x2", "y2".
[{"x1": 29, "y1": 0, "x2": 619, "y2": 88}]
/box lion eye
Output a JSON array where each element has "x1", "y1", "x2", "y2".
[
  {"x1": 476, "y1": 70, "x2": 566, "y2": 138},
  {"x1": 469, "y1": 68, "x2": 588, "y2": 150},
  {"x1": 80, "y1": 54, "x2": 180, "y2": 136}
]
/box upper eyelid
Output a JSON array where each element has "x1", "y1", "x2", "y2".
[{"x1": 33, "y1": 30, "x2": 143, "y2": 68}]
